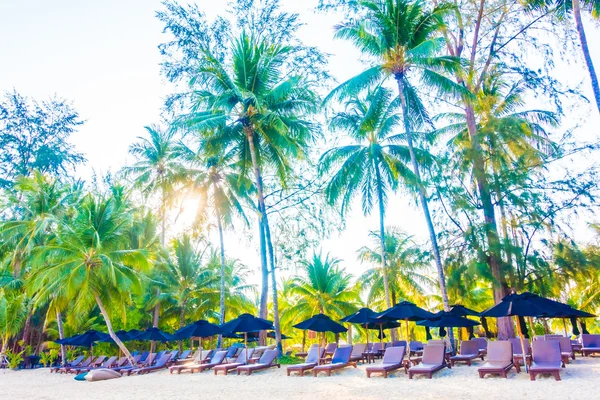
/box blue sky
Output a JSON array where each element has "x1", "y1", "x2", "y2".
[{"x1": 1, "y1": 0, "x2": 599, "y2": 287}]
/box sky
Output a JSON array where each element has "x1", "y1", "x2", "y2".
[{"x1": 1, "y1": 0, "x2": 599, "y2": 288}]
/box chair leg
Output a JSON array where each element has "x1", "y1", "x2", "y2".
[
  {"x1": 553, "y1": 371, "x2": 561, "y2": 381},
  {"x1": 529, "y1": 371, "x2": 535, "y2": 381}
]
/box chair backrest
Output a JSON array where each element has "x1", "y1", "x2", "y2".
[
  {"x1": 179, "y1": 349, "x2": 192, "y2": 359},
  {"x1": 211, "y1": 351, "x2": 227, "y2": 365},
  {"x1": 115, "y1": 356, "x2": 127, "y2": 367},
  {"x1": 79, "y1": 356, "x2": 93, "y2": 367},
  {"x1": 582, "y1": 334, "x2": 600, "y2": 347},
  {"x1": 145, "y1": 353, "x2": 156, "y2": 366},
  {"x1": 545, "y1": 334, "x2": 563, "y2": 340},
  {"x1": 258, "y1": 350, "x2": 278, "y2": 365},
  {"x1": 371, "y1": 342, "x2": 384, "y2": 352},
  {"x1": 422, "y1": 344, "x2": 445, "y2": 365},
  {"x1": 554, "y1": 337, "x2": 573, "y2": 353},
  {"x1": 156, "y1": 350, "x2": 165, "y2": 359},
  {"x1": 351, "y1": 343, "x2": 367, "y2": 356},
  {"x1": 331, "y1": 346, "x2": 352, "y2": 364},
  {"x1": 533, "y1": 335, "x2": 545, "y2": 341},
  {"x1": 459, "y1": 340, "x2": 479, "y2": 355},
  {"x1": 169, "y1": 350, "x2": 179, "y2": 360},
  {"x1": 225, "y1": 346, "x2": 237, "y2": 358},
  {"x1": 487, "y1": 341, "x2": 512, "y2": 363},
  {"x1": 428, "y1": 340, "x2": 445, "y2": 345},
  {"x1": 102, "y1": 356, "x2": 117, "y2": 368},
  {"x1": 532, "y1": 339, "x2": 562, "y2": 363},
  {"x1": 305, "y1": 344, "x2": 320, "y2": 363},
  {"x1": 93, "y1": 356, "x2": 107, "y2": 366},
  {"x1": 325, "y1": 343, "x2": 337, "y2": 353},
  {"x1": 409, "y1": 341, "x2": 423, "y2": 351},
  {"x1": 139, "y1": 351, "x2": 149, "y2": 361},
  {"x1": 473, "y1": 338, "x2": 488, "y2": 350},
  {"x1": 68, "y1": 356, "x2": 84, "y2": 366},
  {"x1": 509, "y1": 338, "x2": 530, "y2": 355},
  {"x1": 154, "y1": 353, "x2": 172, "y2": 367},
  {"x1": 235, "y1": 348, "x2": 254, "y2": 363},
  {"x1": 382, "y1": 346, "x2": 405, "y2": 364}
]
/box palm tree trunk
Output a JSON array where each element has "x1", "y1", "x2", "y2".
[
  {"x1": 396, "y1": 78, "x2": 450, "y2": 313},
  {"x1": 178, "y1": 299, "x2": 187, "y2": 352},
  {"x1": 374, "y1": 167, "x2": 392, "y2": 310},
  {"x1": 151, "y1": 183, "x2": 167, "y2": 355},
  {"x1": 246, "y1": 130, "x2": 282, "y2": 353},
  {"x1": 56, "y1": 310, "x2": 67, "y2": 366},
  {"x1": 216, "y1": 212, "x2": 227, "y2": 348},
  {"x1": 463, "y1": 105, "x2": 514, "y2": 339},
  {"x1": 258, "y1": 214, "x2": 269, "y2": 346},
  {"x1": 572, "y1": 0, "x2": 600, "y2": 114},
  {"x1": 94, "y1": 293, "x2": 135, "y2": 366}
]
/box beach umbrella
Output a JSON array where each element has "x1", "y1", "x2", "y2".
[
  {"x1": 267, "y1": 331, "x2": 291, "y2": 340},
  {"x1": 174, "y1": 320, "x2": 222, "y2": 352},
  {"x1": 341, "y1": 308, "x2": 381, "y2": 347},
  {"x1": 133, "y1": 327, "x2": 175, "y2": 342},
  {"x1": 293, "y1": 314, "x2": 347, "y2": 364},
  {"x1": 446, "y1": 305, "x2": 481, "y2": 317},
  {"x1": 481, "y1": 292, "x2": 563, "y2": 372},
  {"x1": 366, "y1": 320, "x2": 400, "y2": 344},
  {"x1": 55, "y1": 330, "x2": 110, "y2": 357},
  {"x1": 220, "y1": 314, "x2": 274, "y2": 359},
  {"x1": 378, "y1": 301, "x2": 435, "y2": 344},
  {"x1": 417, "y1": 314, "x2": 480, "y2": 328}
]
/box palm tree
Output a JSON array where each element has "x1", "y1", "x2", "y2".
[
  {"x1": 329, "y1": 0, "x2": 463, "y2": 314},
  {"x1": 283, "y1": 253, "x2": 359, "y2": 323},
  {"x1": 177, "y1": 144, "x2": 254, "y2": 340},
  {"x1": 0, "y1": 290, "x2": 26, "y2": 353},
  {"x1": 124, "y1": 125, "x2": 187, "y2": 337},
  {"x1": 180, "y1": 32, "x2": 319, "y2": 350},
  {"x1": 320, "y1": 86, "x2": 420, "y2": 309},
  {"x1": 28, "y1": 192, "x2": 151, "y2": 365},
  {"x1": 357, "y1": 228, "x2": 431, "y2": 308},
  {"x1": 0, "y1": 172, "x2": 79, "y2": 360},
  {"x1": 525, "y1": 0, "x2": 600, "y2": 113},
  {"x1": 158, "y1": 234, "x2": 216, "y2": 331}
]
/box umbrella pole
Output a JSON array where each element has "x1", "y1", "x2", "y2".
[
  {"x1": 245, "y1": 333, "x2": 248, "y2": 362},
  {"x1": 562, "y1": 318, "x2": 568, "y2": 337},
  {"x1": 379, "y1": 325, "x2": 383, "y2": 344},
  {"x1": 515, "y1": 316, "x2": 529, "y2": 373}
]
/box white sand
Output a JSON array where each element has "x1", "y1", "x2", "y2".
[{"x1": 2, "y1": 357, "x2": 599, "y2": 400}]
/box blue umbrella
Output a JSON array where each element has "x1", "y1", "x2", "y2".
[
  {"x1": 378, "y1": 301, "x2": 435, "y2": 343},
  {"x1": 132, "y1": 327, "x2": 175, "y2": 342},
  {"x1": 293, "y1": 314, "x2": 347, "y2": 333},
  {"x1": 54, "y1": 330, "x2": 110, "y2": 357},
  {"x1": 220, "y1": 314, "x2": 274, "y2": 358},
  {"x1": 174, "y1": 320, "x2": 222, "y2": 340},
  {"x1": 417, "y1": 314, "x2": 481, "y2": 328}
]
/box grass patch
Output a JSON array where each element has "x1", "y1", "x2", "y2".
[{"x1": 278, "y1": 355, "x2": 304, "y2": 365}]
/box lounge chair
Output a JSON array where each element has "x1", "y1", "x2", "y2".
[
  {"x1": 509, "y1": 338, "x2": 531, "y2": 367},
  {"x1": 237, "y1": 350, "x2": 280, "y2": 375},
  {"x1": 60, "y1": 356, "x2": 93, "y2": 374},
  {"x1": 111, "y1": 355, "x2": 142, "y2": 373},
  {"x1": 177, "y1": 349, "x2": 192, "y2": 361},
  {"x1": 450, "y1": 340, "x2": 482, "y2": 367},
  {"x1": 529, "y1": 340, "x2": 562, "y2": 381},
  {"x1": 78, "y1": 356, "x2": 118, "y2": 373},
  {"x1": 286, "y1": 345, "x2": 325, "y2": 376},
  {"x1": 213, "y1": 348, "x2": 254, "y2": 375},
  {"x1": 368, "y1": 342, "x2": 384, "y2": 358},
  {"x1": 224, "y1": 347, "x2": 242, "y2": 363},
  {"x1": 408, "y1": 344, "x2": 448, "y2": 379},
  {"x1": 349, "y1": 343, "x2": 367, "y2": 364},
  {"x1": 549, "y1": 337, "x2": 575, "y2": 366},
  {"x1": 324, "y1": 343, "x2": 337, "y2": 357},
  {"x1": 581, "y1": 334, "x2": 600, "y2": 357},
  {"x1": 50, "y1": 355, "x2": 84, "y2": 373},
  {"x1": 126, "y1": 353, "x2": 172, "y2": 375},
  {"x1": 366, "y1": 346, "x2": 407, "y2": 378},
  {"x1": 477, "y1": 341, "x2": 517, "y2": 379},
  {"x1": 409, "y1": 341, "x2": 423, "y2": 357},
  {"x1": 138, "y1": 351, "x2": 150, "y2": 362},
  {"x1": 313, "y1": 346, "x2": 355, "y2": 377},
  {"x1": 169, "y1": 351, "x2": 226, "y2": 374},
  {"x1": 473, "y1": 338, "x2": 488, "y2": 358}
]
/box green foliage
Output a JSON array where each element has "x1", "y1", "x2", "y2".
[
  {"x1": 6, "y1": 348, "x2": 25, "y2": 369},
  {"x1": 0, "y1": 90, "x2": 85, "y2": 188},
  {"x1": 39, "y1": 349, "x2": 59, "y2": 367}
]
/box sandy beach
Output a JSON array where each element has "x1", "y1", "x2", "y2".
[{"x1": 2, "y1": 357, "x2": 599, "y2": 400}]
